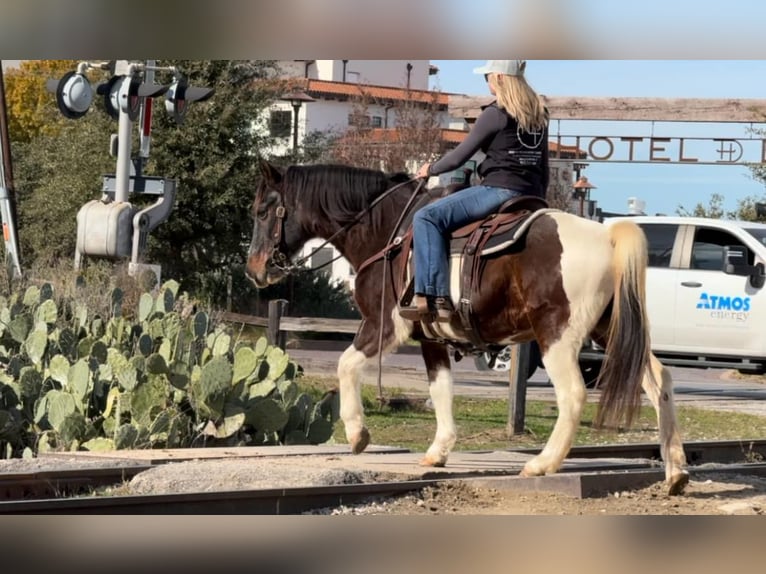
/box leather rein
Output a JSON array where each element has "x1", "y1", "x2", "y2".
[{"x1": 268, "y1": 176, "x2": 425, "y2": 275}]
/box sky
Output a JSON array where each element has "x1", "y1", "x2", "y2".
[{"x1": 429, "y1": 60, "x2": 766, "y2": 217}]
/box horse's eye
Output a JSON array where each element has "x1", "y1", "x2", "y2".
[{"x1": 257, "y1": 210, "x2": 269, "y2": 221}]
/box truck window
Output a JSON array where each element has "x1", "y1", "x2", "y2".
[
  {"x1": 638, "y1": 223, "x2": 678, "y2": 268},
  {"x1": 690, "y1": 227, "x2": 752, "y2": 270}
]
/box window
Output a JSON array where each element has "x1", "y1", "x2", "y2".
[
  {"x1": 348, "y1": 113, "x2": 370, "y2": 127},
  {"x1": 370, "y1": 116, "x2": 383, "y2": 128},
  {"x1": 690, "y1": 227, "x2": 751, "y2": 271},
  {"x1": 269, "y1": 110, "x2": 292, "y2": 138},
  {"x1": 311, "y1": 247, "x2": 335, "y2": 277},
  {"x1": 638, "y1": 223, "x2": 678, "y2": 268},
  {"x1": 447, "y1": 160, "x2": 477, "y2": 184}
]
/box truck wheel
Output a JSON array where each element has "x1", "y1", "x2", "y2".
[{"x1": 579, "y1": 360, "x2": 602, "y2": 389}]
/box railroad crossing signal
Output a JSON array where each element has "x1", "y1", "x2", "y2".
[
  {"x1": 164, "y1": 75, "x2": 215, "y2": 125},
  {"x1": 45, "y1": 60, "x2": 214, "y2": 280},
  {"x1": 46, "y1": 60, "x2": 215, "y2": 126}
]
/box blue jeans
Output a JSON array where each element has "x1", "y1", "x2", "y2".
[{"x1": 412, "y1": 185, "x2": 521, "y2": 297}]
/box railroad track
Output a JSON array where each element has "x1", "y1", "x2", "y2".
[{"x1": 1, "y1": 439, "x2": 765, "y2": 514}]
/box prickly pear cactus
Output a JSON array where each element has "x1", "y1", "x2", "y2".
[
  {"x1": 0, "y1": 278, "x2": 339, "y2": 458},
  {"x1": 198, "y1": 356, "x2": 232, "y2": 399},
  {"x1": 232, "y1": 347, "x2": 258, "y2": 383}
]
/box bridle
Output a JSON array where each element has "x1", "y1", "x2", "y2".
[{"x1": 266, "y1": 176, "x2": 425, "y2": 275}]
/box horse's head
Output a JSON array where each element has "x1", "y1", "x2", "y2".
[{"x1": 246, "y1": 159, "x2": 308, "y2": 288}]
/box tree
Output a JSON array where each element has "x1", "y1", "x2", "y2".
[
  {"x1": 141, "y1": 60, "x2": 283, "y2": 304},
  {"x1": 13, "y1": 103, "x2": 115, "y2": 263},
  {"x1": 3, "y1": 60, "x2": 77, "y2": 142},
  {"x1": 677, "y1": 191, "x2": 766, "y2": 221},
  {"x1": 328, "y1": 87, "x2": 448, "y2": 173}
]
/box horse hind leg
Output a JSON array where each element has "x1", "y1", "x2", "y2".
[
  {"x1": 641, "y1": 353, "x2": 689, "y2": 495},
  {"x1": 521, "y1": 333, "x2": 587, "y2": 477},
  {"x1": 419, "y1": 340, "x2": 456, "y2": 467}
]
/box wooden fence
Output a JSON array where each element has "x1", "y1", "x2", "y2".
[{"x1": 220, "y1": 299, "x2": 360, "y2": 350}]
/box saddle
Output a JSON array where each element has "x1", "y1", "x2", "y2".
[{"x1": 397, "y1": 194, "x2": 550, "y2": 351}]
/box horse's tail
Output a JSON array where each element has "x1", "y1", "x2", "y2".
[{"x1": 594, "y1": 220, "x2": 651, "y2": 429}]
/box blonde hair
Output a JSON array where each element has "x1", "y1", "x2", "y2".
[{"x1": 487, "y1": 72, "x2": 548, "y2": 133}]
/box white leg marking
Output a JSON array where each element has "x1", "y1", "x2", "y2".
[
  {"x1": 423, "y1": 366, "x2": 456, "y2": 466},
  {"x1": 338, "y1": 345, "x2": 369, "y2": 445},
  {"x1": 523, "y1": 337, "x2": 586, "y2": 476},
  {"x1": 641, "y1": 353, "x2": 688, "y2": 488}
]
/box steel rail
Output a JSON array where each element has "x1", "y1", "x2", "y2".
[{"x1": 1, "y1": 439, "x2": 765, "y2": 512}]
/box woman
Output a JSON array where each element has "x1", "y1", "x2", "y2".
[{"x1": 399, "y1": 59, "x2": 550, "y2": 323}]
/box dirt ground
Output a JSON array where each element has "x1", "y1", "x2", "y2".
[
  {"x1": 314, "y1": 474, "x2": 766, "y2": 515},
  {"x1": 115, "y1": 457, "x2": 766, "y2": 515}
]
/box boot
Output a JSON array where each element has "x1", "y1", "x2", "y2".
[{"x1": 398, "y1": 294, "x2": 432, "y2": 322}]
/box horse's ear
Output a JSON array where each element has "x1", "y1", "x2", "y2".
[{"x1": 259, "y1": 158, "x2": 283, "y2": 186}]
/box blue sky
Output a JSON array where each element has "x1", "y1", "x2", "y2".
[{"x1": 430, "y1": 60, "x2": 766, "y2": 217}]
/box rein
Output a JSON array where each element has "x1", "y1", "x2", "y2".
[
  {"x1": 270, "y1": 176, "x2": 423, "y2": 275},
  {"x1": 374, "y1": 178, "x2": 426, "y2": 404}
]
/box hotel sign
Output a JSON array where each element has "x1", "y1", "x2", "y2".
[{"x1": 553, "y1": 135, "x2": 766, "y2": 165}]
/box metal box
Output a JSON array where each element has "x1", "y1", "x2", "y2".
[{"x1": 76, "y1": 200, "x2": 135, "y2": 258}]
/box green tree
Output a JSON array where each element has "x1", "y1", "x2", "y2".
[
  {"x1": 677, "y1": 192, "x2": 728, "y2": 218},
  {"x1": 13, "y1": 107, "x2": 115, "y2": 262},
  {"x1": 141, "y1": 60, "x2": 282, "y2": 303}
]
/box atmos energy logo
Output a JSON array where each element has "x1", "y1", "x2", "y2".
[{"x1": 696, "y1": 292, "x2": 750, "y2": 321}]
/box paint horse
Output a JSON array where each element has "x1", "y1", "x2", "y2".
[{"x1": 246, "y1": 160, "x2": 689, "y2": 495}]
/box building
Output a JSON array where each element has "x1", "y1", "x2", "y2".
[{"x1": 266, "y1": 60, "x2": 590, "y2": 291}]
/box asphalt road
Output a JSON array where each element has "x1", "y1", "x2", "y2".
[{"x1": 287, "y1": 346, "x2": 766, "y2": 417}]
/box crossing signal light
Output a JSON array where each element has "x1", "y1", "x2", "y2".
[
  {"x1": 97, "y1": 75, "x2": 169, "y2": 121},
  {"x1": 46, "y1": 71, "x2": 94, "y2": 119},
  {"x1": 165, "y1": 76, "x2": 215, "y2": 125}
]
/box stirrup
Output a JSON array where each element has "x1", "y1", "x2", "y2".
[
  {"x1": 398, "y1": 294, "x2": 432, "y2": 322},
  {"x1": 433, "y1": 297, "x2": 454, "y2": 323}
]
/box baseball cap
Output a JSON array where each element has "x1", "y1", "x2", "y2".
[{"x1": 472, "y1": 60, "x2": 526, "y2": 77}]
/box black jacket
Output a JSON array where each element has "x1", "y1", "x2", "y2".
[{"x1": 429, "y1": 102, "x2": 549, "y2": 197}]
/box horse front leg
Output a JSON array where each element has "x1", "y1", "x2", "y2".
[
  {"x1": 419, "y1": 340, "x2": 456, "y2": 467},
  {"x1": 337, "y1": 344, "x2": 372, "y2": 454},
  {"x1": 339, "y1": 309, "x2": 413, "y2": 455}
]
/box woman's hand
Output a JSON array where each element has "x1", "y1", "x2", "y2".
[{"x1": 416, "y1": 163, "x2": 431, "y2": 179}]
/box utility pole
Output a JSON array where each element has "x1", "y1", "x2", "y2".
[{"x1": 0, "y1": 62, "x2": 22, "y2": 279}]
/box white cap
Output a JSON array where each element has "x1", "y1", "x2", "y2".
[{"x1": 473, "y1": 60, "x2": 526, "y2": 77}]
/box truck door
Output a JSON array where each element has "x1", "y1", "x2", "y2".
[
  {"x1": 636, "y1": 222, "x2": 684, "y2": 349},
  {"x1": 674, "y1": 225, "x2": 763, "y2": 355}
]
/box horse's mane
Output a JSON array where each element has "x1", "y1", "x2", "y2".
[{"x1": 283, "y1": 164, "x2": 410, "y2": 225}]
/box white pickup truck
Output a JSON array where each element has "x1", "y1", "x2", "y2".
[{"x1": 476, "y1": 215, "x2": 766, "y2": 384}]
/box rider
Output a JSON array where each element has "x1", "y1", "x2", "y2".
[{"x1": 399, "y1": 59, "x2": 550, "y2": 323}]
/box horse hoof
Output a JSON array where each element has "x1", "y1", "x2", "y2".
[
  {"x1": 668, "y1": 470, "x2": 689, "y2": 496},
  {"x1": 350, "y1": 428, "x2": 370, "y2": 455},
  {"x1": 519, "y1": 465, "x2": 544, "y2": 478},
  {"x1": 420, "y1": 455, "x2": 446, "y2": 467}
]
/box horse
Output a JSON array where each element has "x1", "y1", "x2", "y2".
[{"x1": 246, "y1": 159, "x2": 689, "y2": 495}]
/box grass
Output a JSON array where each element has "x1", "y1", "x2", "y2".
[{"x1": 297, "y1": 374, "x2": 766, "y2": 453}]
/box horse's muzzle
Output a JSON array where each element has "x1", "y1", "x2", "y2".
[{"x1": 245, "y1": 254, "x2": 287, "y2": 288}]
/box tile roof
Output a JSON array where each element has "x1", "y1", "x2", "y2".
[{"x1": 289, "y1": 79, "x2": 450, "y2": 106}]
